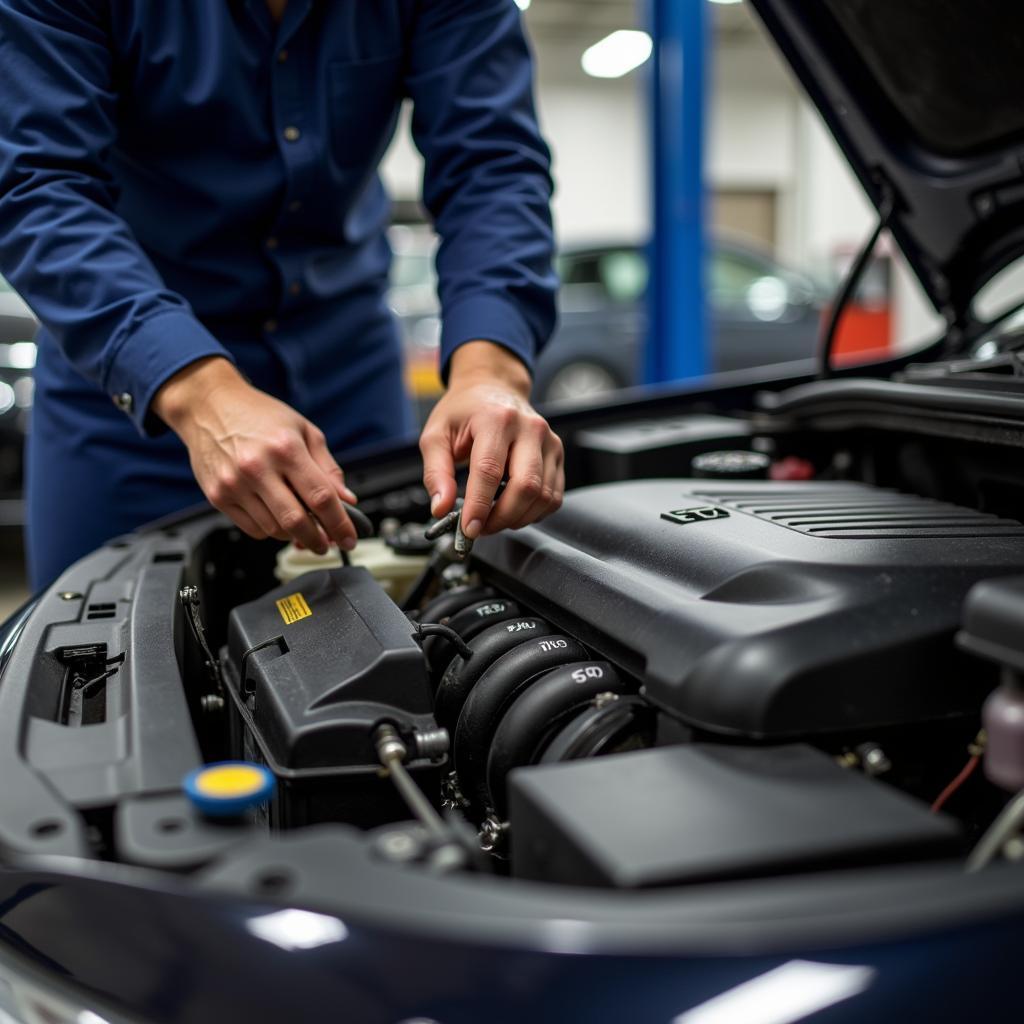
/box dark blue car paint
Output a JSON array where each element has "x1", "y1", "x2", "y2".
[{"x1": 0, "y1": 863, "x2": 1020, "y2": 1023}]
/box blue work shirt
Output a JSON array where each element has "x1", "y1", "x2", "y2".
[{"x1": 0, "y1": 0, "x2": 556, "y2": 438}]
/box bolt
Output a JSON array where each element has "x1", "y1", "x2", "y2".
[
  {"x1": 58, "y1": 592, "x2": 82, "y2": 601},
  {"x1": 374, "y1": 723, "x2": 408, "y2": 766},
  {"x1": 855, "y1": 743, "x2": 892, "y2": 777},
  {"x1": 593, "y1": 691, "x2": 620, "y2": 710},
  {"x1": 414, "y1": 727, "x2": 450, "y2": 761},
  {"x1": 200, "y1": 694, "x2": 225, "y2": 714}
]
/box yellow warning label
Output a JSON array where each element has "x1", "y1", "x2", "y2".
[{"x1": 276, "y1": 592, "x2": 313, "y2": 625}]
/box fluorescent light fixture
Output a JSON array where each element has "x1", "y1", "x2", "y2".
[
  {"x1": 672, "y1": 960, "x2": 876, "y2": 1024},
  {"x1": 708, "y1": 0, "x2": 744, "y2": 5},
  {"x1": 245, "y1": 909, "x2": 349, "y2": 951},
  {"x1": 515, "y1": 0, "x2": 531, "y2": 10},
  {"x1": 581, "y1": 30, "x2": 653, "y2": 79},
  {"x1": 0, "y1": 342, "x2": 35, "y2": 370}
]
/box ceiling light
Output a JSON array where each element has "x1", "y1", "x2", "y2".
[
  {"x1": 515, "y1": 0, "x2": 531, "y2": 10},
  {"x1": 708, "y1": 0, "x2": 744, "y2": 5},
  {"x1": 1, "y1": 342, "x2": 36, "y2": 369},
  {"x1": 581, "y1": 30, "x2": 653, "y2": 79}
]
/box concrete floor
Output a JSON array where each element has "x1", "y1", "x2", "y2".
[{"x1": 0, "y1": 530, "x2": 29, "y2": 619}]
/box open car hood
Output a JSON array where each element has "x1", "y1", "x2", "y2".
[{"x1": 749, "y1": 0, "x2": 1024, "y2": 350}]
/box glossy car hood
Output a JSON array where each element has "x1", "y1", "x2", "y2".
[{"x1": 750, "y1": 0, "x2": 1024, "y2": 348}]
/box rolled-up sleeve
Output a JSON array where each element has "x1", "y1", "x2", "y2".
[
  {"x1": 405, "y1": 0, "x2": 557, "y2": 382},
  {"x1": 0, "y1": 0, "x2": 232, "y2": 435}
]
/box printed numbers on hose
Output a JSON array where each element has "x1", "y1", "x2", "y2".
[
  {"x1": 507, "y1": 621, "x2": 537, "y2": 633},
  {"x1": 476, "y1": 603, "x2": 507, "y2": 617},
  {"x1": 571, "y1": 665, "x2": 604, "y2": 685},
  {"x1": 538, "y1": 639, "x2": 569, "y2": 652}
]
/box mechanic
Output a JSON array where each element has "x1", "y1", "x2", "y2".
[{"x1": 0, "y1": 0, "x2": 562, "y2": 589}]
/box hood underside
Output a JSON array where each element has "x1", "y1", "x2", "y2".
[{"x1": 750, "y1": 0, "x2": 1024, "y2": 345}]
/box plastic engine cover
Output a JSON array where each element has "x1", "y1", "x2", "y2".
[{"x1": 471, "y1": 480, "x2": 1024, "y2": 738}]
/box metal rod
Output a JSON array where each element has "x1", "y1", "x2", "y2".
[
  {"x1": 374, "y1": 725, "x2": 448, "y2": 837},
  {"x1": 966, "y1": 787, "x2": 1024, "y2": 872}
]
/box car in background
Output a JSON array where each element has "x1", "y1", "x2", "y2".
[
  {"x1": 539, "y1": 239, "x2": 825, "y2": 402},
  {"x1": 0, "y1": 277, "x2": 36, "y2": 503},
  {"x1": 389, "y1": 230, "x2": 826, "y2": 412}
]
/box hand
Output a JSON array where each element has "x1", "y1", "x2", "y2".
[
  {"x1": 420, "y1": 341, "x2": 564, "y2": 539},
  {"x1": 153, "y1": 357, "x2": 358, "y2": 554}
]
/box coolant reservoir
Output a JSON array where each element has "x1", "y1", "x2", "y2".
[{"x1": 275, "y1": 539, "x2": 428, "y2": 603}]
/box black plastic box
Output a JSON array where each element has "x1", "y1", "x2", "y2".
[
  {"x1": 573, "y1": 414, "x2": 752, "y2": 483},
  {"x1": 509, "y1": 744, "x2": 961, "y2": 888},
  {"x1": 222, "y1": 567, "x2": 437, "y2": 828}
]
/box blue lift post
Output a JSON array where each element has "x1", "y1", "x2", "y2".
[{"x1": 645, "y1": 0, "x2": 710, "y2": 384}]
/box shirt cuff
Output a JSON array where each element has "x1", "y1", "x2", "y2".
[
  {"x1": 102, "y1": 308, "x2": 235, "y2": 437},
  {"x1": 439, "y1": 293, "x2": 536, "y2": 386}
]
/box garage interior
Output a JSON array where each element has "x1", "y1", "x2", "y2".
[
  {"x1": 0, "y1": 0, "x2": 951, "y2": 610},
  {"x1": 5, "y1": 2, "x2": 1024, "y2": 1019}
]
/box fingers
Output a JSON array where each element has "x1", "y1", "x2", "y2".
[
  {"x1": 244, "y1": 494, "x2": 288, "y2": 541},
  {"x1": 461, "y1": 423, "x2": 511, "y2": 540},
  {"x1": 484, "y1": 425, "x2": 544, "y2": 534},
  {"x1": 485, "y1": 424, "x2": 564, "y2": 534},
  {"x1": 282, "y1": 446, "x2": 358, "y2": 553},
  {"x1": 257, "y1": 473, "x2": 336, "y2": 554},
  {"x1": 537, "y1": 434, "x2": 565, "y2": 521},
  {"x1": 224, "y1": 424, "x2": 355, "y2": 554},
  {"x1": 420, "y1": 426, "x2": 458, "y2": 519},
  {"x1": 305, "y1": 424, "x2": 358, "y2": 504},
  {"x1": 224, "y1": 504, "x2": 270, "y2": 541}
]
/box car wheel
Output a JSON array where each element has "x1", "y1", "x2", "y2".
[{"x1": 542, "y1": 361, "x2": 621, "y2": 403}]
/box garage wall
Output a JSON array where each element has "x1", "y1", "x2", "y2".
[
  {"x1": 380, "y1": 22, "x2": 942, "y2": 353},
  {"x1": 379, "y1": 46, "x2": 650, "y2": 247}
]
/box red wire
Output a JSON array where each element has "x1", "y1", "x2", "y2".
[{"x1": 931, "y1": 754, "x2": 980, "y2": 813}]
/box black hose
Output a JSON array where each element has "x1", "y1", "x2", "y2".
[
  {"x1": 414, "y1": 622, "x2": 475, "y2": 660},
  {"x1": 434, "y1": 617, "x2": 555, "y2": 733},
  {"x1": 343, "y1": 502, "x2": 375, "y2": 539},
  {"x1": 818, "y1": 189, "x2": 895, "y2": 380},
  {"x1": 399, "y1": 548, "x2": 449, "y2": 613}
]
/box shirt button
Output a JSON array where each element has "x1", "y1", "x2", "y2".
[
  {"x1": 264, "y1": 319, "x2": 278, "y2": 334},
  {"x1": 112, "y1": 392, "x2": 133, "y2": 413},
  {"x1": 277, "y1": 49, "x2": 289, "y2": 63},
  {"x1": 283, "y1": 126, "x2": 301, "y2": 142},
  {"x1": 265, "y1": 237, "x2": 279, "y2": 251}
]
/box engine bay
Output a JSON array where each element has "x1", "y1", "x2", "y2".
[{"x1": 5, "y1": 368, "x2": 1024, "y2": 914}]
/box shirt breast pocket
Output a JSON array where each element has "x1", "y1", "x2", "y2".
[{"x1": 327, "y1": 54, "x2": 404, "y2": 170}]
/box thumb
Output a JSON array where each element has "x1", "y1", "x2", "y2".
[{"x1": 420, "y1": 429, "x2": 458, "y2": 518}]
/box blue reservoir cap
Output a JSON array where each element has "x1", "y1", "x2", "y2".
[{"x1": 183, "y1": 761, "x2": 276, "y2": 818}]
